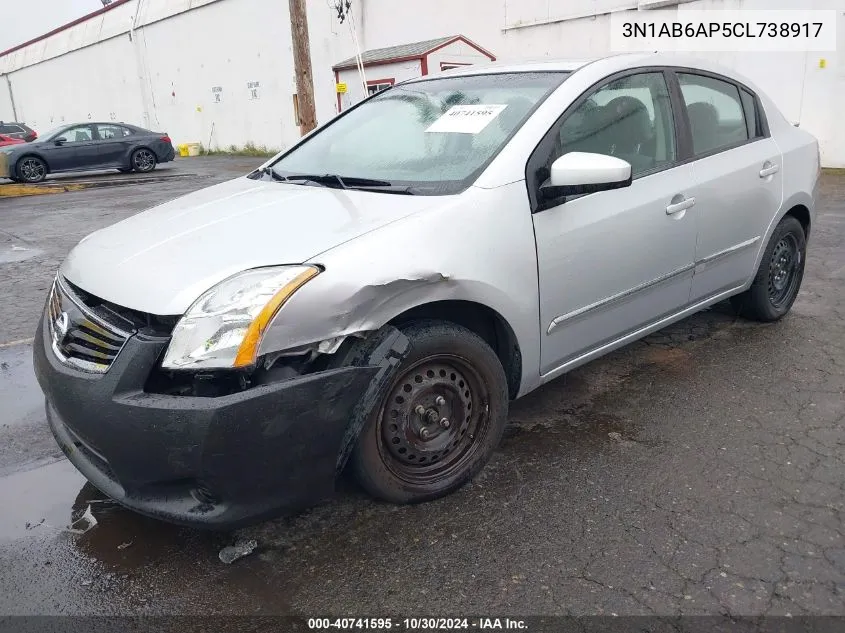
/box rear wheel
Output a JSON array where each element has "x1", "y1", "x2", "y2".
[
  {"x1": 350, "y1": 320, "x2": 509, "y2": 504},
  {"x1": 731, "y1": 216, "x2": 806, "y2": 321},
  {"x1": 131, "y1": 148, "x2": 156, "y2": 173},
  {"x1": 16, "y1": 156, "x2": 47, "y2": 183}
]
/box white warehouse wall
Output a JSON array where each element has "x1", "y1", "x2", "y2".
[
  {"x1": 0, "y1": 0, "x2": 357, "y2": 150},
  {"x1": 4, "y1": 36, "x2": 144, "y2": 135}
]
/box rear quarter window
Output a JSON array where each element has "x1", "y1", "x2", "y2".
[{"x1": 740, "y1": 89, "x2": 762, "y2": 139}]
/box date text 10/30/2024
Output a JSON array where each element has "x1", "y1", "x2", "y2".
[{"x1": 307, "y1": 618, "x2": 528, "y2": 630}]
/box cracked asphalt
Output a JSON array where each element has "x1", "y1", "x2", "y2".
[{"x1": 0, "y1": 159, "x2": 843, "y2": 619}]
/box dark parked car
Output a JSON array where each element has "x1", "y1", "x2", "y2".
[
  {"x1": 0, "y1": 122, "x2": 175, "y2": 183},
  {"x1": 0, "y1": 121, "x2": 37, "y2": 142}
]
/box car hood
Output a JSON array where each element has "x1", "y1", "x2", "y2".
[{"x1": 60, "y1": 176, "x2": 446, "y2": 315}]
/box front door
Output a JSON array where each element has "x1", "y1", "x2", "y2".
[
  {"x1": 41, "y1": 125, "x2": 100, "y2": 171},
  {"x1": 530, "y1": 71, "x2": 699, "y2": 375}
]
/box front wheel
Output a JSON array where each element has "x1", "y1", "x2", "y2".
[
  {"x1": 731, "y1": 215, "x2": 806, "y2": 321},
  {"x1": 16, "y1": 156, "x2": 47, "y2": 183},
  {"x1": 350, "y1": 320, "x2": 509, "y2": 505},
  {"x1": 131, "y1": 148, "x2": 156, "y2": 173}
]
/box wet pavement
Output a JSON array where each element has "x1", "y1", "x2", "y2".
[{"x1": 0, "y1": 161, "x2": 843, "y2": 617}]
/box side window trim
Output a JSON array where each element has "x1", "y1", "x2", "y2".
[
  {"x1": 525, "y1": 66, "x2": 684, "y2": 213},
  {"x1": 668, "y1": 67, "x2": 771, "y2": 165}
]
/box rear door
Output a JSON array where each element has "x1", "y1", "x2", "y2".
[
  {"x1": 41, "y1": 125, "x2": 101, "y2": 171},
  {"x1": 676, "y1": 71, "x2": 784, "y2": 302},
  {"x1": 96, "y1": 124, "x2": 133, "y2": 166}
]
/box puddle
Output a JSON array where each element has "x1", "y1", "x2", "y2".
[
  {"x1": 0, "y1": 460, "x2": 87, "y2": 541},
  {"x1": 69, "y1": 482, "x2": 221, "y2": 569},
  {"x1": 0, "y1": 244, "x2": 43, "y2": 264},
  {"x1": 0, "y1": 345, "x2": 44, "y2": 429},
  {"x1": 0, "y1": 345, "x2": 65, "y2": 476}
]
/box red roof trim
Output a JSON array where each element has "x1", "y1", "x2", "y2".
[
  {"x1": 0, "y1": 0, "x2": 133, "y2": 59},
  {"x1": 425, "y1": 35, "x2": 497, "y2": 61}
]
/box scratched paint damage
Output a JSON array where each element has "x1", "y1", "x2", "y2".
[{"x1": 258, "y1": 271, "x2": 453, "y2": 361}]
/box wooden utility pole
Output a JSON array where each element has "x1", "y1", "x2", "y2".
[{"x1": 289, "y1": 0, "x2": 317, "y2": 135}]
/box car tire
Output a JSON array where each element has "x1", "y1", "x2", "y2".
[
  {"x1": 350, "y1": 320, "x2": 509, "y2": 505},
  {"x1": 731, "y1": 215, "x2": 806, "y2": 322},
  {"x1": 131, "y1": 148, "x2": 157, "y2": 173},
  {"x1": 16, "y1": 156, "x2": 47, "y2": 183}
]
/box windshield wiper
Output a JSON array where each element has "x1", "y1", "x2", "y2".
[
  {"x1": 257, "y1": 166, "x2": 286, "y2": 181},
  {"x1": 284, "y1": 173, "x2": 349, "y2": 189},
  {"x1": 284, "y1": 174, "x2": 396, "y2": 189},
  {"x1": 259, "y1": 170, "x2": 414, "y2": 193}
]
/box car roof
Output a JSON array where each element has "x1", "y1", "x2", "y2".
[
  {"x1": 406, "y1": 52, "x2": 764, "y2": 93},
  {"x1": 56, "y1": 122, "x2": 146, "y2": 130}
]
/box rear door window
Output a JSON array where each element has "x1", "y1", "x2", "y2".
[
  {"x1": 96, "y1": 124, "x2": 132, "y2": 139},
  {"x1": 678, "y1": 73, "x2": 749, "y2": 156},
  {"x1": 0, "y1": 124, "x2": 24, "y2": 134}
]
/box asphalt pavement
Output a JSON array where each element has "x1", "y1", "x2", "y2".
[{"x1": 0, "y1": 158, "x2": 843, "y2": 619}]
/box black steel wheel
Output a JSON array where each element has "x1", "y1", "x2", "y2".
[
  {"x1": 16, "y1": 156, "x2": 47, "y2": 183},
  {"x1": 731, "y1": 215, "x2": 806, "y2": 322},
  {"x1": 131, "y1": 148, "x2": 156, "y2": 173},
  {"x1": 767, "y1": 234, "x2": 801, "y2": 309},
  {"x1": 350, "y1": 320, "x2": 509, "y2": 504}
]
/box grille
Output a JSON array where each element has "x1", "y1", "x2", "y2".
[{"x1": 46, "y1": 276, "x2": 133, "y2": 373}]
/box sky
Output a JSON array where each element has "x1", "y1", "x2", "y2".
[{"x1": 1, "y1": 0, "x2": 102, "y2": 52}]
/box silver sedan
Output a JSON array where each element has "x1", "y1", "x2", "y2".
[{"x1": 35, "y1": 52, "x2": 819, "y2": 527}]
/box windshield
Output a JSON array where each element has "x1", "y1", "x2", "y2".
[
  {"x1": 268, "y1": 72, "x2": 569, "y2": 195},
  {"x1": 40, "y1": 126, "x2": 68, "y2": 141}
]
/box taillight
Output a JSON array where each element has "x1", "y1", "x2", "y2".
[{"x1": 161, "y1": 135, "x2": 171, "y2": 144}]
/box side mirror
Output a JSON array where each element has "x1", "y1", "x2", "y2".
[
  {"x1": 540, "y1": 152, "x2": 632, "y2": 199},
  {"x1": 54, "y1": 137, "x2": 67, "y2": 145}
]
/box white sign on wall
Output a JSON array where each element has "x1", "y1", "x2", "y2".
[
  {"x1": 248, "y1": 81, "x2": 260, "y2": 100},
  {"x1": 212, "y1": 86, "x2": 223, "y2": 103}
]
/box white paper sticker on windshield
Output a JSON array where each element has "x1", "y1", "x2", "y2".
[{"x1": 425, "y1": 104, "x2": 508, "y2": 134}]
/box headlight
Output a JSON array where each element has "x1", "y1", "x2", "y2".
[{"x1": 161, "y1": 265, "x2": 320, "y2": 370}]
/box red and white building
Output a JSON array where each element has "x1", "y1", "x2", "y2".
[{"x1": 332, "y1": 35, "x2": 496, "y2": 112}]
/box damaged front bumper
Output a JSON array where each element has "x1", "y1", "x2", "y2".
[{"x1": 32, "y1": 312, "x2": 378, "y2": 529}]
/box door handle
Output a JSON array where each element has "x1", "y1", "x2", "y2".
[
  {"x1": 666, "y1": 196, "x2": 695, "y2": 215},
  {"x1": 760, "y1": 163, "x2": 780, "y2": 178}
]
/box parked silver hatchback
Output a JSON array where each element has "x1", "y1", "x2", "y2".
[{"x1": 34, "y1": 52, "x2": 819, "y2": 528}]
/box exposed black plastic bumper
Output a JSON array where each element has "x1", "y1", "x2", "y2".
[{"x1": 33, "y1": 313, "x2": 378, "y2": 529}]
